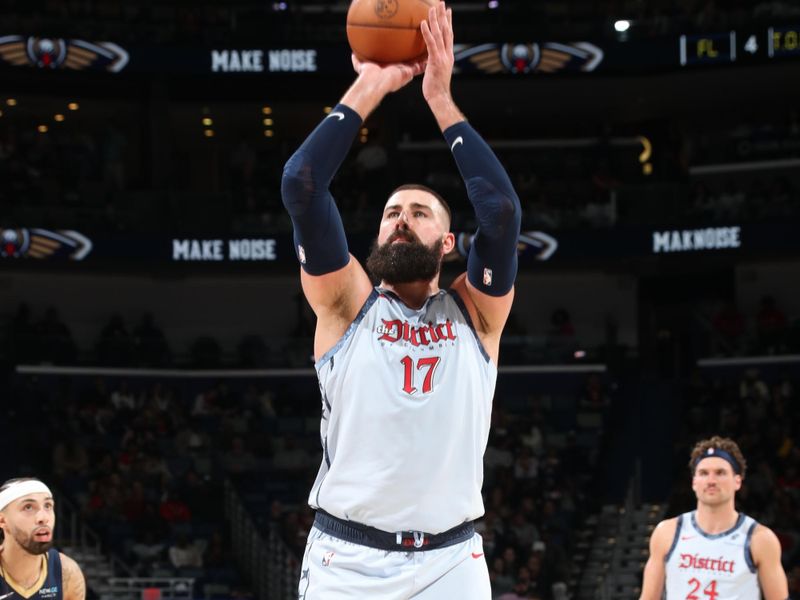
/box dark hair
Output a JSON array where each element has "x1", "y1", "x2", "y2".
[
  {"x1": 389, "y1": 184, "x2": 452, "y2": 226},
  {"x1": 688, "y1": 436, "x2": 747, "y2": 479}
]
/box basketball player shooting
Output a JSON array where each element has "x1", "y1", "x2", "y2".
[
  {"x1": 281, "y1": 2, "x2": 521, "y2": 598},
  {"x1": 640, "y1": 437, "x2": 788, "y2": 600},
  {"x1": 0, "y1": 478, "x2": 86, "y2": 600}
]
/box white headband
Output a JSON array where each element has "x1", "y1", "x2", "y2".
[{"x1": 0, "y1": 480, "x2": 53, "y2": 511}]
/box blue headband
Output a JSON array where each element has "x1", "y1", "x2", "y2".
[{"x1": 694, "y1": 447, "x2": 741, "y2": 475}]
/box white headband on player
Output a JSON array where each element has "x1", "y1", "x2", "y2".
[{"x1": 0, "y1": 480, "x2": 53, "y2": 511}]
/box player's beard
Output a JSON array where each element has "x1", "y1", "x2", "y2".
[
  {"x1": 5, "y1": 526, "x2": 53, "y2": 555},
  {"x1": 366, "y1": 231, "x2": 443, "y2": 285}
]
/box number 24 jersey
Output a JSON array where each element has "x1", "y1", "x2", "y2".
[{"x1": 666, "y1": 511, "x2": 760, "y2": 600}]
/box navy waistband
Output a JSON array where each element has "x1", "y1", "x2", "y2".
[{"x1": 313, "y1": 510, "x2": 475, "y2": 552}]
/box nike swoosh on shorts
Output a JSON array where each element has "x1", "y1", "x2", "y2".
[
  {"x1": 327, "y1": 111, "x2": 345, "y2": 121},
  {"x1": 450, "y1": 136, "x2": 463, "y2": 151}
]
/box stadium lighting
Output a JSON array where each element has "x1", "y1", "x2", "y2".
[
  {"x1": 264, "y1": 129, "x2": 274, "y2": 138},
  {"x1": 37, "y1": 125, "x2": 48, "y2": 133},
  {"x1": 6, "y1": 98, "x2": 17, "y2": 106},
  {"x1": 67, "y1": 102, "x2": 79, "y2": 110},
  {"x1": 54, "y1": 114, "x2": 65, "y2": 122},
  {"x1": 202, "y1": 117, "x2": 213, "y2": 126},
  {"x1": 272, "y1": 2, "x2": 288, "y2": 11},
  {"x1": 487, "y1": 0, "x2": 499, "y2": 8},
  {"x1": 262, "y1": 106, "x2": 272, "y2": 115},
  {"x1": 263, "y1": 118, "x2": 273, "y2": 126},
  {"x1": 614, "y1": 20, "x2": 631, "y2": 32}
]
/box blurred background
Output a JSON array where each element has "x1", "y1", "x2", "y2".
[{"x1": 1, "y1": 0, "x2": 800, "y2": 599}]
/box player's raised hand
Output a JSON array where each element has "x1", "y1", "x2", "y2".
[
  {"x1": 351, "y1": 53, "x2": 426, "y2": 94},
  {"x1": 420, "y1": 2, "x2": 454, "y2": 104}
]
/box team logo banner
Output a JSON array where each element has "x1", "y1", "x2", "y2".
[
  {"x1": 447, "y1": 231, "x2": 559, "y2": 262},
  {"x1": 0, "y1": 35, "x2": 129, "y2": 72},
  {"x1": 1, "y1": 228, "x2": 93, "y2": 260},
  {"x1": 454, "y1": 42, "x2": 604, "y2": 74}
]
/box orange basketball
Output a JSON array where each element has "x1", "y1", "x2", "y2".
[{"x1": 346, "y1": 0, "x2": 439, "y2": 64}]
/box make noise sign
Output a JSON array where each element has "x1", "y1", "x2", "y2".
[{"x1": 172, "y1": 238, "x2": 278, "y2": 261}]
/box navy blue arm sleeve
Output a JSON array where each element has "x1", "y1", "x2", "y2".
[
  {"x1": 443, "y1": 121, "x2": 522, "y2": 296},
  {"x1": 280, "y1": 104, "x2": 362, "y2": 275}
]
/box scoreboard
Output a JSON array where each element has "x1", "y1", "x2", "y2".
[{"x1": 680, "y1": 26, "x2": 800, "y2": 66}]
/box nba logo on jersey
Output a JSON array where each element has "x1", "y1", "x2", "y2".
[
  {"x1": 322, "y1": 551, "x2": 335, "y2": 567},
  {"x1": 483, "y1": 268, "x2": 493, "y2": 286}
]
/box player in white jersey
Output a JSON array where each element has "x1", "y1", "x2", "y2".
[
  {"x1": 280, "y1": 3, "x2": 520, "y2": 598},
  {"x1": 640, "y1": 437, "x2": 788, "y2": 600}
]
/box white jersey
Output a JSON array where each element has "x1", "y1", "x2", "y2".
[
  {"x1": 666, "y1": 511, "x2": 761, "y2": 600},
  {"x1": 309, "y1": 287, "x2": 497, "y2": 534}
]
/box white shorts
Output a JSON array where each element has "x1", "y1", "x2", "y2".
[{"x1": 298, "y1": 526, "x2": 491, "y2": 599}]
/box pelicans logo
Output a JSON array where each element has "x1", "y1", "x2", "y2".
[
  {"x1": 447, "y1": 231, "x2": 558, "y2": 262},
  {"x1": 1, "y1": 228, "x2": 93, "y2": 260},
  {"x1": 0, "y1": 35, "x2": 129, "y2": 72},
  {"x1": 454, "y1": 42, "x2": 604, "y2": 74}
]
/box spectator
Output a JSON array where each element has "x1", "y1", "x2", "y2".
[
  {"x1": 546, "y1": 308, "x2": 576, "y2": 361},
  {"x1": 711, "y1": 301, "x2": 745, "y2": 355},
  {"x1": 10, "y1": 303, "x2": 37, "y2": 363},
  {"x1": 159, "y1": 490, "x2": 192, "y2": 523},
  {"x1": 134, "y1": 312, "x2": 171, "y2": 366},
  {"x1": 97, "y1": 313, "x2": 135, "y2": 365},
  {"x1": 490, "y1": 556, "x2": 515, "y2": 597},
  {"x1": 130, "y1": 530, "x2": 167, "y2": 571},
  {"x1": 203, "y1": 531, "x2": 227, "y2": 569},
  {"x1": 272, "y1": 437, "x2": 310, "y2": 471},
  {"x1": 111, "y1": 381, "x2": 137, "y2": 411},
  {"x1": 168, "y1": 534, "x2": 203, "y2": 569},
  {"x1": 37, "y1": 306, "x2": 76, "y2": 364},
  {"x1": 221, "y1": 436, "x2": 258, "y2": 474},
  {"x1": 756, "y1": 295, "x2": 788, "y2": 354},
  {"x1": 52, "y1": 437, "x2": 89, "y2": 485}
]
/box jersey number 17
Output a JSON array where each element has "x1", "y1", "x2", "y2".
[{"x1": 400, "y1": 356, "x2": 441, "y2": 395}]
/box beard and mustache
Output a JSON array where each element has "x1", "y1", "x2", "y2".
[
  {"x1": 366, "y1": 229, "x2": 444, "y2": 285},
  {"x1": 1, "y1": 526, "x2": 53, "y2": 555}
]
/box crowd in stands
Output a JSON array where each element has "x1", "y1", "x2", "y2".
[
  {"x1": 3, "y1": 301, "x2": 602, "y2": 368},
  {"x1": 7, "y1": 304, "x2": 171, "y2": 367},
  {"x1": 709, "y1": 295, "x2": 800, "y2": 357},
  {"x1": 3, "y1": 108, "x2": 799, "y2": 237},
  {"x1": 3, "y1": 366, "x2": 612, "y2": 600}
]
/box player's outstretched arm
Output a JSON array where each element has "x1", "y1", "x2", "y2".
[
  {"x1": 639, "y1": 518, "x2": 677, "y2": 600},
  {"x1": 751, "y1": 525, "x2": 789, "y2": 600},
  {"x1": 281, "y1": 58, "x2": 424, "y2": 359},
  {"x1": 60, "y1": 554, "x2": 86, "y2": 600},
  {"x1": 420, "y1": 2, "x2": 521, "y2": 360}
]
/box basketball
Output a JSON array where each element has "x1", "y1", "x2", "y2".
[{"x1": 346, "y1": 0, "x2": 440, "y2": 64}]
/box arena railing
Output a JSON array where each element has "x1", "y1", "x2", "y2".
[
  {"x1": 102, "y1": 578, "x2": 195, "y2": 600},
  {"x1": 225, "y1": 480, "x2": 297, "y2": 600},
  {"x1": 55, "y1": 488, "x2": 136, "y2": 579}
]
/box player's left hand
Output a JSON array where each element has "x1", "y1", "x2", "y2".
[
  {"x1": 420, "y1": 1, "x2": 454, "y2": 104},
  {"x1": 351, "y1": 54, "x2": 426, "y2": 95}
]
